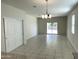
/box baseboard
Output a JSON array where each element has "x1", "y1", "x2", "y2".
[
  {"x1": 24, "y1": 35, "x2": 37, "y2": 44},
  {"x1": 10, "y1": 44, "x2": 23, "y2": 53},
  {"x1": 67, "y1": 37, "x2": 77, "y2": 53}
]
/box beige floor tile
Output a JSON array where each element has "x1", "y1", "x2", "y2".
[{"x1": 2, "y1": 35, "x2": 76, "y2": 59}]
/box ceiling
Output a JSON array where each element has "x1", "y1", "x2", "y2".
[{"x1": 2, "y1": 0, "x2": 78, "y2": 17}]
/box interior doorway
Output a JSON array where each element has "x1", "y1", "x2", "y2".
[{"x1": 47, "y1": 22, "x2": 58, "y2": 34}]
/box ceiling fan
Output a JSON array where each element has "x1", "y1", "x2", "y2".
[{"x1": 42, "y1": 0, "x2": 52, "y2": 19}]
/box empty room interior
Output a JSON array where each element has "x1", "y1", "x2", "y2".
[{"x1": 1, "y1": 0, "x2": 78, "y2": 59}]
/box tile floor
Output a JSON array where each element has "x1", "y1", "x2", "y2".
[{"x1": 2, "y1": 35, "x2": 76, "y2": 59}]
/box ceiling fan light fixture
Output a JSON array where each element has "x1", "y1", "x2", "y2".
[
  {"x1": 42, "y1": 14, "x2": 52, "y2": 19},
  {"x1": 41, "y1": 0, "x2": 52, "y2": 19},
  {"x1": 48, "y1": 14, "x2": 52, "y2": 18},
  {"x1": 45, "y1": 14, "x2": 48, "y2": 19},
  {"x1": 42, "y1": 15, "x2": 45, "y2": 19}
]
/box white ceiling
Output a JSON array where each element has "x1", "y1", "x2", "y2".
[{"x1": 2, "y1": 0, "x2": 78, "y2": 17}]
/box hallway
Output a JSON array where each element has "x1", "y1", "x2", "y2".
[{"x1": 3, "y1": 35, "x2": 75, "y2": 59}]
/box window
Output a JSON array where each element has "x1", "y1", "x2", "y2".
[
  {"x1": 71, "y1": 14, "x2": 75, "y2": 34},
  {"x1": 47, "y1": 22, "x2": 58, "y2": 34}
]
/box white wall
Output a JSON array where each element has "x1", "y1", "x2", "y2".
[
  {"x1": 67, "y1": 6, "x2": 78, "y2": 52},
  {"x1": 1, "y1": 3, "x2": 26, "y2": 20},
  {"x1": 1, "y1": 3, "x2": 37, "y2": 52},
  {"x1": 24, "y1": 15, "x2": 37, "y2": 44}
]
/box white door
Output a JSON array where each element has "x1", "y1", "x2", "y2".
[{"x1": 4, "y1": 17, "x2": 23, "y2": 52}]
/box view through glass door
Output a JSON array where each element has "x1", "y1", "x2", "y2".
[{"x1": 47, "y1": 22, "x2": 58, "y2": 34}]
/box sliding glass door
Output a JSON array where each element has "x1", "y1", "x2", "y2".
[{"x1": 47, "y1": 22, "x2": 58, "y2": 34}]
